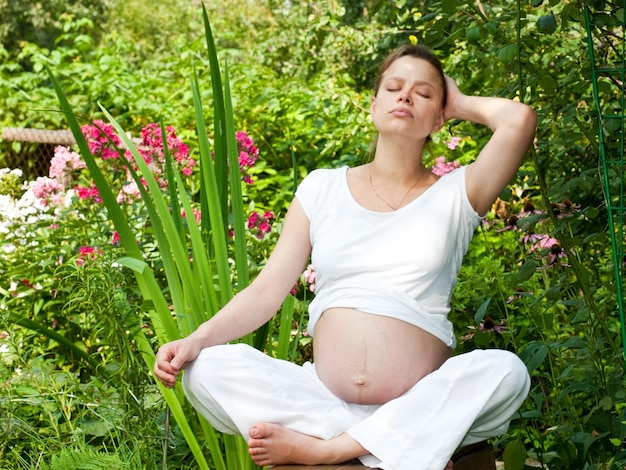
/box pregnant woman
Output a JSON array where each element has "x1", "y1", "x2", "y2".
[{"x1": 154, "y1": 44, "x2": 537, "y2": 470}]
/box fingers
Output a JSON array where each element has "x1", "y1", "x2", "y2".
[
  {"x1": 443, "y1": 76, "x2": 463, "y2": 121},
  {"x1": 154, "y1": 343, "x2": 183, "y2": 388},
  {"x1": 153, "y1": 339, "x2": 201, "y2": 388}
]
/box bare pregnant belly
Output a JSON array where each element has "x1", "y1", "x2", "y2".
[{"x1": 313, "y1": 307, "x2": 452, "y2": 405}]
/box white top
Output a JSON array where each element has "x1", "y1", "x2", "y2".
[{"x1": 295, "y1": 165, "x2": 481, "y2": 348}]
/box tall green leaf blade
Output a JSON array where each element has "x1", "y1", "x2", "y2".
[
  {"x1": 202, "y1": 3, "x2": 228, "y2": 231},
  {"x1": 191, "y1": 70, "x2": 233, "y2": 305},
  {"x1": 161, "y1": 121, "x2": 185, "y2": 243},
  {"x1": 223, "y1": 64, "x2": 249, "y2": 291},
  {"x1": 174, "y1": 169, "x2": 219, "y2": 331},
  {"x1": 275, "y1": 295, "x2": 296, "y2": 360}
]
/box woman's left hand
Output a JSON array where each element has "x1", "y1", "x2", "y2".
[{"x1": 443, "y1": 75, "x2": 464, "y2": 122}]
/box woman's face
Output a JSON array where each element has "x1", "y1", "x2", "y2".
[{"x1": 370, "y1": 56, "x2": 445, "y2": 140}]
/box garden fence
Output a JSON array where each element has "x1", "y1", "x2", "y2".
[
  {"x1": 584, "y1": 0, "x2": 626, "y2": 360},
  {"x1": 0, "y1": 127, "x2": 75, "y2": 179}
]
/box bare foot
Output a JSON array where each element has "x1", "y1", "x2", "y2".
[{"x1": 247, "y1": 423, "x2": 366, "y2": 467}]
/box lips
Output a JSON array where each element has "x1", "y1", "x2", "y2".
[{"x1": 390, "y1": 107, "x2": 414, "y2": 117}]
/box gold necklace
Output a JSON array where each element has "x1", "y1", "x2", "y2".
[{"x1": 368, "y1": 164, "x2": 420, "y2": 211}]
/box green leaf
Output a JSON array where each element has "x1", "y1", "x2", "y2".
[
  {"x1": 537, "y1": 14, "x2": 558, "y2": 34},
  {"x1": 474, "y1": 298, "x2": 491, "y2": 325},
  {"x1": 503, "y1": 439, "x2": 527, "y2": 470},
  {"x1": 116, "y1": 256, "x2": 148, "y2": 274},
  {"x1": 466, "y1": 27, "x2": 481, "y2": 42},
  {"x1": 537, "y1": 74, "x2": 558, "y2": 92},
  {"x1": 497, "y1": 44, "x2": 518, "y2": 63},
  {"x1": 441, "y1": 0, "x2": 457, "y2": 15},
  {"x1": 517, "y1": 260, "x2": 537, "y2": 281},
  {"x1": 520, "y1": 342, "x2": 548, "y2": 373}
]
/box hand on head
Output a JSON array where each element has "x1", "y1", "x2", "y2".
[{"x1": 443, "y1": 75, "x2": 463, "y2": 122}]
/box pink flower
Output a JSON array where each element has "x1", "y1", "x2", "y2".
[
  {"x1": 431, "y1": 156, "x2": 460, "y2": 176},
  {"x1": 247, "y1": 212, "x2": 259, "y2": 229},
  {"x1": 181, "y1": 208, "x2": 202, "y2": 224},
  {"x1": 236, "y1": 131, "x2": 259, "y2": 184},
  {"x1": 111, "y1": 231, "x2": 121, "y2": 245},
  {"x1": 524, "y1": 233, "x2": 567, "y2": 267},
  {"x1": 289, "y1": 282, "x2": 299, "y2": 296},
  {"x1": 138, "y1": 123, "x2": 192, "y2": 181},
  {"x1": 74, "y1": 184, "x2": 102, "y2": 203},
  {"x1": 303, "y1": 264, "x2": 316, "y2": 292},
  {"x1": 446, "y1": 136, "x2": 462, "y2": 150},
  {"x1": 49, "y1": 146, "x2": 85, "y2": 179},
  {"x1": 116, "y1": 181, "x2": 141, "y2": 204},
  {"x1": 461, "y1": 317, "x2": 507, "y2": 342},
  {"x1": 77, "y1": 246, "x2": 102, "y2": 266},
  {"x1": 247, "y1": 210, "x2": 274, "y2": 240},
  {"x1": 81, "y1": 120, "x2": 121, "y2": 158},
  {"x1": 31, "y1": 177, "x2": 63, "y2": 205}
]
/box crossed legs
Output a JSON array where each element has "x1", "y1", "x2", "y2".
[{"x1": 183, "y1": 344, "x2": 529, "y2": 470}]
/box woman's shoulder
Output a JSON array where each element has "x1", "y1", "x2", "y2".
[
  {"x1": 303, "y1": 166, "x2": 347, "y2": 180},
  {"x1": 295, "y1": 166, "x2": 348, "y2": 218},
  {"x1": 297, "y1": 166, "x2": 347, "y2": 191}
]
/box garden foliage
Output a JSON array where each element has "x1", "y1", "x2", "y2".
[{"x1": 1, "y1": 0, "x2": 625, "y2": 469}]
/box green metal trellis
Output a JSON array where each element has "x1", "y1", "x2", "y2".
[{"x1": 584, "y1": 1, "x2": 626, "y2": 360}]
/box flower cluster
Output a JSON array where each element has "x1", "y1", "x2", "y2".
[
  {"x1": 524, "y1": 233, "x2": 567, "y2": 267},
  {"x1": 446, "y1": 136, "x2": 462, "y2": 150},
  {"x1": 247, "y1": 210, "x2": 274, "y2": 240},
  {"x1": 49, "y1": 145, "x2": 86, "y2": 179},
  {"x1": 138, "y1": 123, "x2": 195, "y2": 178},
  {"x1": 79, "y1": 120, "x2": 195, "y2": 203},
  {"x1": 31, "y1": 177, "x2": 65, "y2": 206},
  {"x1": 75, "y1": 184, "x2": 102, "y2": 203},
  {"x1": 431, "y1": 136, "x2": 463, "y2": 176},
  {"x1": 499, "y1": 200, "x2": 577, "y2": 270},
  {"x1": 236, "y1": 131, "x2": 259, "y2": 184},
  {"x1": 77, "y1": 245, "x2": 103, "y2": 266},
  {"x1": 21, "y1": 146, "x2": 85, "y2": 208},
  {"x1": 82, "y1": 120, "x2": 122, "y2": 160},
  {"x1": 431, "y1": 156, "x2": 460, "y2": 176}
]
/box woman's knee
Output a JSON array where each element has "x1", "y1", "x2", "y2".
[
  {"x1": 183, "y1": 343, "x2": 252, "y2": 393},
  {"x1": 488, "y1": 349, "x2": 531, "y2": 400}
]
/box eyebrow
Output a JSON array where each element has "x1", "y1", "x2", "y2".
[{"x1": 384, "y1": 77, "x2": 436, "y2": 88}]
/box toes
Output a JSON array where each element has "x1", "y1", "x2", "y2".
[{"x1": 249, "y1": 423, "x2": 270, "y2": 439}]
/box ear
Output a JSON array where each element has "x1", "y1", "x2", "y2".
[
  {"x1": 370, "y1": 95, "x2": 377, "y2": 114},
  {"x1": 432, "y1": 109, "x2": 445, "y2": 133}
]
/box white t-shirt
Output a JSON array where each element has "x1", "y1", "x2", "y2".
[{"x1": 295, "y1": 165, "x2": 481, "y2": 348}]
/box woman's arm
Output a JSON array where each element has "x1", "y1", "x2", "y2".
[
  {"x1": 444, "y1": 77, "x2": 537, "y2": 216},
  {"x1": 154, "y1": 198, "x2": 312, "y2": 388}
]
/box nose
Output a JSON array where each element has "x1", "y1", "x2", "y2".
[{"x1": 398, "y1": 93, "x2": 411, "y2": 104}]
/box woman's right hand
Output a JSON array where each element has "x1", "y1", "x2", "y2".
[{"x1": 154, "y1": 337, "x2": 201, "y2": 388}]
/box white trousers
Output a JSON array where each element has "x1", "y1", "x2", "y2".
[{"x1": 183, "y1": 343, "x2": 530, "y2": 470}]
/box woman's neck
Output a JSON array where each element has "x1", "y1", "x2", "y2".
[{"x1": 371, "y1": 135, "x2": 429, "y2": 182}]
